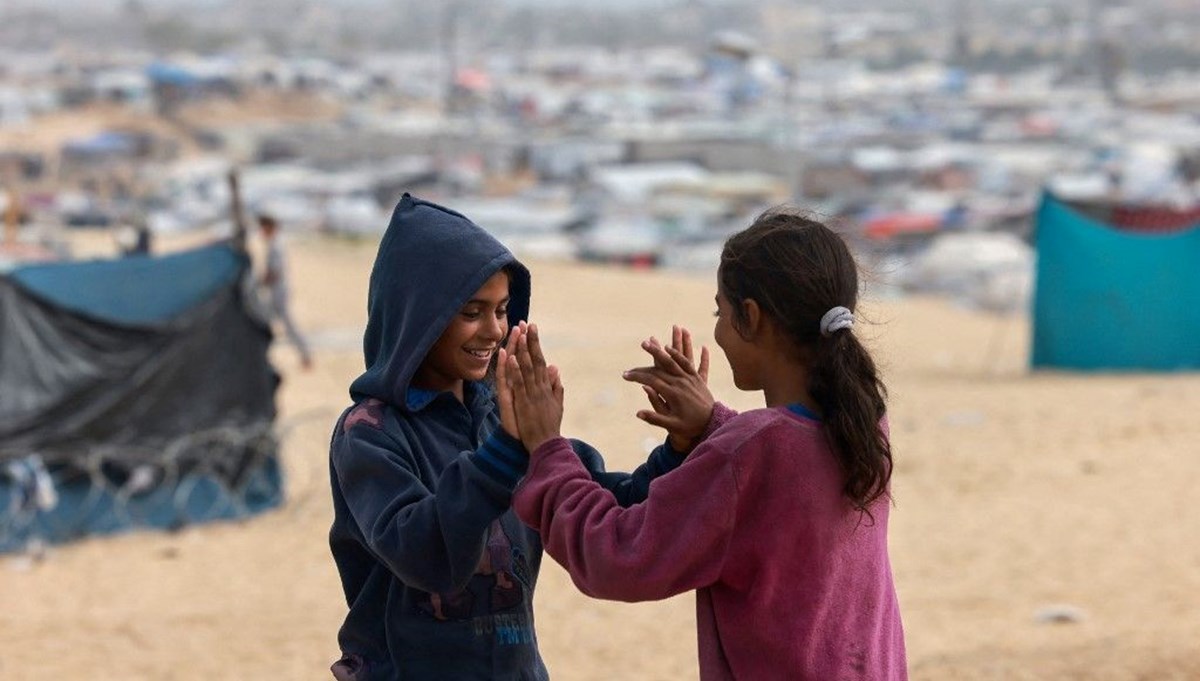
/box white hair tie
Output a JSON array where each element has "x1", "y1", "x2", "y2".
[{"x1": 820, "y1": 306, "x2": 854, "y2": 336}]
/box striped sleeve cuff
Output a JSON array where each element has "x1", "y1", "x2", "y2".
[{"x1": 472, "y1": 429, "x2": 530, "y2": 488}]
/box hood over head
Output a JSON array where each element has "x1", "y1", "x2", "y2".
[{"x1": 349, "y1": 193, "x2": 530, "y2": 408}]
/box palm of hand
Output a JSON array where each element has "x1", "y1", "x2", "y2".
[{"x1": 496, "y1": 323, "x2": 563, "y2": 452}]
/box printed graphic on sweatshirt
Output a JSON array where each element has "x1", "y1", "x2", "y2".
[
  {"x1": 330, "y1": 652, "x2": 368, "y2": 681},
  {"x1": 342, "y1": 398, "x2": 385, "y2": 432},
  {"x1": 418, "y1": 519, "x2": 534, "y2": 645}
]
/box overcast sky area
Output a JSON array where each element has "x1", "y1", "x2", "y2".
[
  {"x1": 2, "y1": 0, "x2": 1196, "y2": 71},
  {"x1": 9, "y1": 0, "x2": 673, "y2": 9}
]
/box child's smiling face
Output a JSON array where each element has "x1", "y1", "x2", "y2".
[{"x1": 413, "y1": 270, "x2": 511, "y2": 397}]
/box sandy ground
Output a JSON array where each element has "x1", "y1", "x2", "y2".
[
  {"x1": 0, "y1": 93, "x2": 343, "y2": 158},
  {"x1": 3, "y1": 231, "x2": 1200, "y2": 680}
]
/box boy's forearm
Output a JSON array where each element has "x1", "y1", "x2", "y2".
[{"x1": 588, "y1": 440, "x2": 686, "y2": 507}]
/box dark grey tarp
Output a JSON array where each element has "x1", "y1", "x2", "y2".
[{"x1": 1, "y1": 243, "x2": 281, "y2": 549}]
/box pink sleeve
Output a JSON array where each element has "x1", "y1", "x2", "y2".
[
  {"x1": 513, "y1": 435, "x2": 737, "y2": 602},
  {"x1": 702, "y1": 402, "x2": 738, "y2": 441}
]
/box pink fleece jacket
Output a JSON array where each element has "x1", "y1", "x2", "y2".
[{"x1": 513, "y1": 403, "x2": 906, "y2": 680}]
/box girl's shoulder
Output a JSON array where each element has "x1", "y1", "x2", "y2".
[
  {"x1": 705, "y1": 407, "x2": 806, "y2": 454},
  {"x1": 700, "y1": 408, "x2": 832, "y2": 480},
  {"x1": 724, "y1": 405, "x2": 808, "y2": 429}
]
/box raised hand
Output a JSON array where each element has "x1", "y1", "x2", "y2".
[
  {"x1": 506, "y1": 323, "x2": 564, "y2": 452},
  {"x1": 496, "y1": 323, "x2": 525, "y2": 440},
  {"x1": 622, "y1": 325, "x2": 714, "y2": 454}
]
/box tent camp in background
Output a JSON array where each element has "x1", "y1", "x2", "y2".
[
  {"x1": 1031, "y1": 192, "x2": 1200, "y2": 372},
  {"x1": 0, "y1": 242, "x2": 282, "y2": 553}
]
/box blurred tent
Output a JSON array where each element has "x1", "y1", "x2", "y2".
[
  {"x1": 0, "y1": 243, "x2": 282, "y2": 552},
  {"x1": 1109, "y1": 205, "x2": 1200, "y2": 233},
  {"x1": 903, "y1": 232, "x2": 1033, "y2": 312},
  {"x1": 862, "y1": 212, "x2": 942, "y2": 241},
  {"x1": 145, "y1": 62, "x2": 203, "y2": 88},
  {"x1": 1031, "y1": 193, "x2": 1200, "y2": 371},
  {"x1": 61, "y1": 131, "x2": 143, "y2": 160},
  {"x1": 1065, "y1": 199, "x2": 1200, "y2": 234}
]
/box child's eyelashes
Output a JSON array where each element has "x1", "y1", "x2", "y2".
[{"x1": 460, "y1": 308, "x2": 507, "y2": 321}]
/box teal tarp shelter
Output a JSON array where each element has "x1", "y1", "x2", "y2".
[{"x1": 1031, "y1": 192, "x2": 1200, "y2": 371}]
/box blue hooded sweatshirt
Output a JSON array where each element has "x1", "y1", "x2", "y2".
[{"x1": 328, "y1": 194, "x2": 686, "y2": 680}]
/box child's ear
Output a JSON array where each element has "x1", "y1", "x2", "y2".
[{"x1": 740, "y1": 299, "x2": 762, "y2": 340}]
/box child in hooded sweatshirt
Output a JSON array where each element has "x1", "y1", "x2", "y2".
[
  {"x1": 501, "y1": 207, "x2": 907, "y2": 681},
  {"x1": 327, "y1": 194, "x2": 689, "y2": 681}
]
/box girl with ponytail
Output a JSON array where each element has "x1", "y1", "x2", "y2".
[
  {"x1": 716, "y1": 207, "x2": 893, "y2": 516},
  {"x1": 500, "y1": 207, "x2": 907, "y2": 680}
]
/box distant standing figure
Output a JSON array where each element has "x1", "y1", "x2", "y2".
[
  {"x1": 258, "y1": 213, "x2": 313, "y2": 369},
  {"x1": 118, "y1": 219, "x2": 153, "y2": 257}
]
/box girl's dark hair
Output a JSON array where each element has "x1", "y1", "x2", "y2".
[{"x1": 719, "y1": 206, "x2": 892, "y2": 514}]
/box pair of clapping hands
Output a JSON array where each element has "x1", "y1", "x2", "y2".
[{"x1": 496, "y1": 322, "x2": 716, "y2": 456}]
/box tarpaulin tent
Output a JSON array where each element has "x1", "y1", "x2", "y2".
[
  {"x1": 1, "y1": 242, "x2": 282, "y2": 551},
  {"x1": 1031, "y1": 192, "x2": 1200, "y2": 371}
]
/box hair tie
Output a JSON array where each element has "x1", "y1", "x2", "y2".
[{"x1": 820, "y1": 306, "x2": 854, "y2": 336}]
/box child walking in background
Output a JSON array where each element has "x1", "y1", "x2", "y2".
[
  {"x1": 257, "y1": 212, "x2": 313, "y2": 370},
  {"x1": 501, "y1": 207, "x2": 907, "y2": 680},
  {"x1": 327, "y1": 194, "x2": 694, "y2": 681}
]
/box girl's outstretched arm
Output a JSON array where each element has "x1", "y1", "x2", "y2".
[
  {"x1": 513, "y1": 430, "x2": 739, "y2": 602},
  {"x1": 570, "y1": 437, "x2": 686, "y2": 508},
  {"x1": 498, "y1": 324, "x2": 719, "y2": 508},
  {"x1": 508, "y1": 325, "x2": 739, "y2": 601}
]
